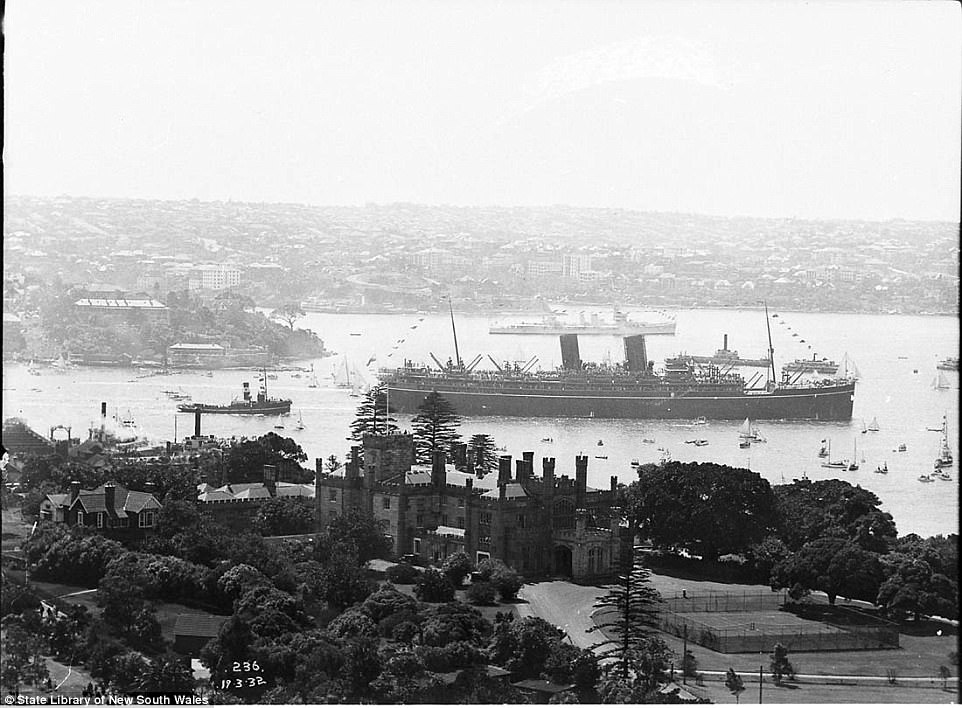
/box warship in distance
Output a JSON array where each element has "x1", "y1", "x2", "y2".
[
  {"x1": 178, "y1": 373, "x2": 292, "y2": 415},
  {"x1": 381, "y1": 305, "x2": 856, "y2": 421}
]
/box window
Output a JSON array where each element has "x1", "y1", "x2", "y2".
[
  {"x1": 457, "y1": 497, "x2": 464, "y2": 508},
  {"x1": 416, "y1": 513, "x2": 424, "y2": 526},
  {"x1": 518, "y1": 513, "x2": 526, "y2": 529},
  {"x1": 413, "y1": 538, "x2": 421, "y2": 554},
  {"x1": 96, "y1": 513, "x2": 104, "y2": 529},
  {"x1": 382, "y1": 496, "x2": 391, "y2": 510},
  {"x1": 441, "y1": 514, "x2": 448, "y2": 526},
  {"x1": 480, "y1": 512, "x2": 492, "y2": 526},
  {"x1": 457, "y1": 516, "x2": 464, "y2": 529},
  {"x1": 476, "y1": 551, "x2": 490, "y2": 565},
  {"x1": 553, "y1": 499, "x2": 575, "y2": 529},
  {"x1": 76, "y1": 510, "x2": 85, "y2": 526},
  {"x1": 139, "y1": 510, "x2": 155, "y2": 528},
  {"x1": 329, "y1": 489, "x2": 337, "y2": 502}
]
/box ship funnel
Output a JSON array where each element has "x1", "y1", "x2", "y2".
[
  {"x1": 723, "y1": 334, "x2": 728, "y2": 351},
  {"x1": 559, "y1": 334, "x2": 581, "y2": 370},
  {"x1": 194, "y1": 410, "x2": 202, "y2": 437},
  {"x1": 623, "y1": 335, "x2": 649, "y2": 373},
  {"x1": 243, "y1": 382, "x2": 251, "y2": 401}
]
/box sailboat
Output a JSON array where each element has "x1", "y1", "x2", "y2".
[
  {"x1": 738, "y1": 418, "x2": 766, "y2": 442},
  {"x1": 861, "y1": 419, "x2": 868, "y2": 434},
  {"x1": 307, "y1": 364, "x2": 319, "y2": 389},
  {"x1": 295, "y1": 411, "x2": 305, "y2": 430},
  {"x1": 820, "y1": 439, "x2": 848, "y2": 469},
  {"x1": 934, "y1": 414, "x2": 953, "y2": 468},
  {"x1": 932, "y1": 370, "x2": 951, "y2": 390},
  {"x1": 836, "y1": 353, "x2": 862, "y2": 381},
  {"x1": 818, "y1": 439, "x2": 829, "y2": 458},
  {"x1": 867, "y1": 417, "x2": 880, "y2": 432},
  {"x1": 848, "y1": 439, "x2": 859, "y2": 471}
]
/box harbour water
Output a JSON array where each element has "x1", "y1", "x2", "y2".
[{"x1": 2, "y1": 307, "x2": 957, "y2": 538}]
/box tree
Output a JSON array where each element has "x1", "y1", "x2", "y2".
[
  {"x1": 223, "y1": 433, "x2": 310, "y2": 485},
  {"x1": 0, "y1": 621, "x2": 49, "y2": 694},
  {"x1": 316, "y1": 511, "x2": 391, "y2": 564},
  {"x1": 773, "y1": 478, "x2": 897, "y2": 553},
  {"x1": 271, "y1": 302, "x2": 306, "y2": 331},
  {"x1": 488, "y1": 614, "x2": 564, "y2": 679},
  {"x1": 725, "y1": 667, "x2": 745, "y2": 703},
  {"x1": 771, "y1": 536, "x2": 884, "y2": 605},
  {"x1": 596, "y1": 636, "x2": 673, "y2": 703},
  {"x1": 769, "y1": 643, "x2": 794, "y2": 685},
  {"x1": 140, "y1": 653, "x2": 195, "y2": 694},
  {"x1": 349, "y1": 385, "x2": 399, "y2": 441},
  {"x1": 627, "y1": 462, "x2": 778, "y2": 561},
  {"x1": 466, "y1": 581, "x2": 497, "y2": 605},
  {"x1": 589, "y1": 549, "x2": 662, "y2": 679},
  {"x1": 467, "y1": 433, "x2": 498, "y2": 476},
  {"x1": 441, "y1": 551, "x2": 473, "y2": 587},
  {"x1": 876, "y1": 556, "x2": 958, "y2": 621},
  {"x1": 411, "y1": 391, "x2": 462, "y2": 463},
  {"x1": 97, "y1": 575, "x2": 146, "y2": 634},
  {"x1": 476, "y1": 558, "x2": 524, "y2": 601},
  {"x1": 253, "y1": 497, "x2": 315, "y2": 536},
  {"x1": 415, "y1": 568, "x2": 456, "y2": 603}
]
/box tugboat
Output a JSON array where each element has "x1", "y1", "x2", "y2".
[{"x1": 178, "y1": 371, "x2": 292, "y2": 415}]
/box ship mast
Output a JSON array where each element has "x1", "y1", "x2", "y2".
[
  {"x1": 448, "y1": 297, "x2": 462, "y2": 370},
  {"x1": 763, "y1": 302, "x2": 776, "y2": 388}
]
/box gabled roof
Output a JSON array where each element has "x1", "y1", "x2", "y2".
[
  {"x1": 69, "y1": 483, "x2": 161, "y2": 516},
  {"x1": 44, "y1": 494, "x2": 70, "y2": 507},
  {"x1": 173, "y1": 613, "x2": 228, "y2": 638},
  {"x1": 481, "y1": 482, "x2": 529, "y2": 499}
]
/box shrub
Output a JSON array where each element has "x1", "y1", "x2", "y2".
[
  {"x1": 441, "y1": 552, "x2": 474, "y2": 587},
  {"x1": 466, "y1": 581, "x2": 497, "y2": 606},
  {"x1": 414, "y1": 569, "x2": 455, "y2": 603},
  {"x1": 386, "y1": 563, "x2": 422, "y2": 584},
  {"x1": 493, "y1": 568, "x2": 524, "y2": 602},
  {"x1": 327, "y1": 608, "x2": 378, "y2": 638},
  {"x1": 418, "y1": 641, "x2": 485, "y2": 672}
]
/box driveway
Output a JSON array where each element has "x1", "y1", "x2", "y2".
[{"x1": 517, "y1": 580, "x2": 611, "y2": 649}]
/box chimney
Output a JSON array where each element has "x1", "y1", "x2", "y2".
[
  {"x1": 575, "y1": 455, "x2": 588, "y2": 507},
  {"x1": 498, "y1": 455, "x2": 512, "y2": 485},
  {"x1": 104, "y1": 483, "x2": 116, "y2": 511},
  {"x1": 144, "y1": 481, "x2": 155, "y2": 495},
  {"x1": 543, "y1": 457, "x2": 555, "y2": 499},
  {"x1": 346, "y1": 446, "x2": 361, "y2": 480},
  {"x1": 610, "y1": 506, "x2": 623, "y2": 534},
  {"x1": 723, "y1": 333, "x2": 729, "y2": 351},
  {"x1": 70, "y1": 480, "x2": 81, "y2": 502},
  {"x1": 452, "y1": 443, "x2": 467, "y2": 470},
  {"x1": 315, "y1": 457, "x2": 324, "y2": 477},
  {"x1": 165, "y1": 441, "x2": 172, "y2": 455},
  {"x1": 431, "y1": 449, "x2": 447, "y2": 488},
  {"x1": 194, "y1": 410, "x2": 202, "y2": 437},
  {"x1": 610, "y1": 475, "x2": 618, "y2": 492},
  {"x1": 522, "y1": 451, "x2": 534, "y2": 480},
  {"x1": 263, "y1": 465, "x2": 277, "y2": 496},
  {"x1": 515, "y1": 459, "x2": 525, "y2": 482},
  {"x1": 499, "y1": 483, "x2": 506, "y2": 500},
  {"x1": 100, "y1": 402, "x2": 107, "y2": 435}
]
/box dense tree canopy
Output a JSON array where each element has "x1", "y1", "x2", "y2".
[
  {"x1": 771, "y1": 536, "x2": 884, "y2": 605},
  {"x1": 224, "y1": 433, "x2": 311, "y2": 485},
  {"x1": 876, "y1": 555, "x2": 958, "y2": 621},
  {"x1": 773, "y1": 479, "x2": 897, "y2": 553},
  {"x1": 627, "y1": 462, "x2": 778, "y2": 560}
]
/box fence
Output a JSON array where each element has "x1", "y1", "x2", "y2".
[{"x1": 654, "y1": 592, "x2": 900, "y2": 654}]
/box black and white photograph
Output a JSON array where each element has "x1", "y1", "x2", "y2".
[{"x1": 2, "y1": 0, "x2": 959, "y2": 704}]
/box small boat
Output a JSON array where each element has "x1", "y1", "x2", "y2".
[
  {"x1": 739, "y1": 417, "x2": 766, "y2": 443},
  {"x1": 874, "y1": 462, "x2": 888, "y2": 474},
  {"x1": 933, "y1": 414, "x2": 953, "y2": 467},
  {"x1": 932, "y1": 371, "x2": 951, "y2": 390},
  {"x1": 642, "y1": 438, "x2": 655, "y2": 444},
  {"x1": 867, "y1": 417, "x2": 880, "y2": 432},
  {"x1": 597, "y1": 439, "x2": 604, "y2": 446},
  {"x1": 630, "y1": 458, "x2": 640, "y2": 468},
  {"x1": 897, "y1": 443, "x2": 907, "y2": 452},
  {"x1": 918, "y1": 474, "x2": 934, "y2": 483},
  {"x1": 541, "y1": 437, "x2": 553, "y2": 443},
  {"x1": 307, "y1": 364, "x2": 319, "y2": 389},
  {"x1": 820, "y1": 439, "x2": 848, "y2": 468},
  {"x1": 204, "y1": 371, "x2": 214, "y2": 378},
  {"x1": 274, "y1": 423, "x2": 285, "y2": 429},
  {"x1": 739, "y1": 440, "x2": 751, "y2": 449},
  {"x1": 897, "y1": 356, "x2": 908, "y2": 360},
  {"x1": 350, "y1": 332, "x2": 362, "y2": 337},
  {"x1": 693, "y1": 416, "x2": 707, "y2": 426},
  {"x1": 861, "y1": 420, "x2": 868, "y2": 434},
  {"x1": 693, "y1": 440, "x2": 709, "y2": 447},
  {"x1": 935, "y1": 469, "x2": 952, "y2": 481},
  {"x1": 295, "y1": 411, "x2": 305, "y2": 430},
  {"x1": 595, "y1": 455, "x2": 608, "y2": 460}
]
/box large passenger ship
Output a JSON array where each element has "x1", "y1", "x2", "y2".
[{"x1": 382, "y1": 305, "x2": 855, "y2": 420}]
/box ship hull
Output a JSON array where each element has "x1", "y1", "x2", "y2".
[
  {"x1": 177, "y1": 402, "x2": 291, "y2": 415},
  {"x1": 385, "y1": 381, "x2": 855, "y2": 420}
]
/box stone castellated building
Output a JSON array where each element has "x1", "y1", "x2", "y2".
[{"x1": 314, "y1": 433, "x2": 629, "y2": 581}]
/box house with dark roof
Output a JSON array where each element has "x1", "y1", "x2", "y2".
[
  {"x1": 41, "y1": 481, "x2": 162, "y2": 539},
  {"x1": 172, "y1": 613, "x2": 229, "y2": 655},
  {"x1": 2, "y1": 418, "x2": 57, "y2": 458},
  {"x1": 315, "y1": 434, "x2": 628, "y2": 581},
  {"x1": 196, "y1": 465, "x2": 314, "y2": 530}
]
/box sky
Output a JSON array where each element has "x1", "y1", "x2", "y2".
[{"x1": 4, "y1": 0, "x2": 961, "y2": 221}]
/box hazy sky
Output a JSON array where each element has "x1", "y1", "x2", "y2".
[{"x1": 4, "y1": 0, "x2": 961, "y2": 220}]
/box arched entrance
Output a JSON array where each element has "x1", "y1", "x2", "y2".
[{"x1": 553, "y1": 545, "x2": 573, "y2": 577}]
